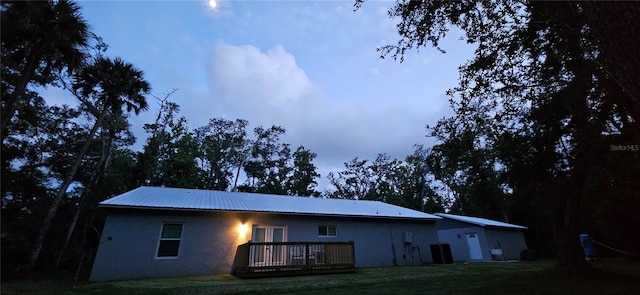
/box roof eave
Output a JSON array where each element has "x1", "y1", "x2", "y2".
[
  {"x1": 435, "y1": 213, "x2": 526, "y2": 229},
  {"x1": 485, "y1": 225, "x2": 528, "y2": 230},
  {"x1": 98, "y1": 204, "x2": 441, "y2": 221}
]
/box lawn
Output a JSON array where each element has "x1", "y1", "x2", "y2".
[{"x1": 3, "y1": 259, "x2": 640, "y2": 295}]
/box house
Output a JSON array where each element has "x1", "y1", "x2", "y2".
[
  {"x1": 434, "y1": 213, "x2": 528, "y2": 262},
  {"x1": 89, "y1": 186, "x2": 441, "y2": 281}
]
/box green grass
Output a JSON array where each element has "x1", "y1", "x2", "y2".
[{"x1": 3, "y1": 259, "x2": 640, "y2": 295}]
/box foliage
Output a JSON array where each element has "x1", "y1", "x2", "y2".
[
  {"x1": 240, "y1": 126, "x2": 290, "y2": 194},
  {"x1": 195, "y1": 118, "x2": 249, "y2": 191},
  {"x1": 288, "y1": 146, "x2": 321, "y2": 197},
  {"x1": 355, "y1": 0, "x2": 640, "y2": 272},
  {"x1": 0, "y1": 0, "x2": 93, "y2": 140},
  {"x1": 327, "y1": 147, "x2": 444, "y2": 213},
  {"x1": 133, "y1": 111, "x2": 322, "y2": 196},
  {"x1": 1, "y1": 0, "x2": 152, "y2": 275},
  {"x1": 153, "y1": 115, "x2": 202, "y2": 188},
  {"x1": 327, "y1": 157, "x2": 371, "y2": 200},
  {"x1": 134, "y1": 98, "x2": 182, "y2": 187},
  {"x1": 25, "y1": 55, "x2": 151, "y2": 270}
]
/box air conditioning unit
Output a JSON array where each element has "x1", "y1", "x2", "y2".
[
  {"x1": 430, "y1": 243, "x2": 454, "y2": 264},
  {"x1": 491, "y1": 248, "x2": 504, "y2": 261},
  {"x1": 403, "y1": 231, "x2": 413, "y2": 244}
]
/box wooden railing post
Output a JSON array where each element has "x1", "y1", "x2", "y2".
[
  {"x1": 305, "y1": 243, "x2": 310, "y2": 268},
  {"x1": 350, "y1": 241, "x2": 355, "y2": 266}
]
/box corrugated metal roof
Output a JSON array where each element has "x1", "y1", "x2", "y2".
[
  {"x1": 434, "y1": 213, "x2": 527, "y2": 229},
  {"x1": 100, "y1": 186, "x2": 441, "y2": 220}
]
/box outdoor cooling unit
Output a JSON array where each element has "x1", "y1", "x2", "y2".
[{"x1": 430, "y1": 243, "x2": 454, "y2": 264}]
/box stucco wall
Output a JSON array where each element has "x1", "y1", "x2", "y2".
[
  {"x1": 435, "y1": 226, "x2": 488, "y2": 261},
  {"x1": 266, "y1": 214, "x2": 438, "y2": 268},
  {"x1": 436, "y1": 226, "x2": 528, "y2": 261},
  {"x1": 89, "y1": 209, "x2": 439, "y2": 281},
  {"x1": 483, "y1": 228, "x2": 528, "y2": 260}
]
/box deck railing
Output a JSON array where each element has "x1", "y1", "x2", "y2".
[{"x1": 233, "y1": 241, "x2": 356, "y2": 278}]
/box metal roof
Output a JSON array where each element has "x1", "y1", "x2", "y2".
[
  {"x1": 100, "y1": 186, "x2": 441, "y2": 220},
  {"x1": 434, "y1": 213, "x2": 527, "y2": 229}
]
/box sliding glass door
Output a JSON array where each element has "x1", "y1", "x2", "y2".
[{"x1": 251, "y1": 225, "x2": 287, "y2": 266}]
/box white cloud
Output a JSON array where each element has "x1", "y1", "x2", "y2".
[
  {"x1": 209, "y1": 43, "x2": 314, "y2": 108},
  {"x1": 206, "y1": 42, "x2": 438, "y2": 171}
]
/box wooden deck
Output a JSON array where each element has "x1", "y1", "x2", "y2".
[{"x1": 233, "y1": 241, "x2": 356, "y2": 278}]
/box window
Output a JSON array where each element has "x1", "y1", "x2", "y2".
[
  {"x1": 157, "y1": 223, "x2": 183, "y2": 258},
  {"x1": 318, "y1": 225, "x2": 337, "y2": 237}
]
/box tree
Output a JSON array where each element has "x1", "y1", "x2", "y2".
[
  {"x1": 578, "y1": 2, "x2": 640, "y2": 125},
  {"x1": 355, "y1": 0, "x2": 640, "y2": 273},
  {"x1": 240, "y1": 126, "x2": 291, "y2": 194},
  {"x1": 287, "y1": 146, "x2": 321, "y2": 196},
  {"x1": 327, "y1": 157, "x2": 372, "y2": 200},
  {"x1": 402, "y1": 145, "x2": 444, "y2": 213},
  {"x1": 157, "y1": 118, "x2": 202, "y2": 189},
  {"x1": 1, "y1": 0, "x2": 91, "y2": 140},
  {"x1": 427, "y1": 129, "x2": 507, "y2": 220},
  {"x1": 195, "y1": 118, "x2": 249, "y2": 191},
  {"x1": 327, "y1": 150, "x2": 443, "y2": 212},
  {"x1": 54, "y1": 110, "x2": 138, "y2": 269},
  {"x1": 26, "y1": 56, "x2": 150, "y2": 271},
  {"x1": 368, "y1": 153, "x2": 402, "y2": 203},
  {"x1": 134, "y1": 97, "x2": 181, "y2": 187},
  {"x1": 134, "y1": 102, "x2": 203, "y2": 189},
  {"x1": 1, "y1": 101, "x2": 86, "y2": 275}
]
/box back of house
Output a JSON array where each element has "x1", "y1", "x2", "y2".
[
  {"x1": 434, "y1": 213, "x2": 528, "y2": 262},
  {"x1": 89, "y1": 186, "x2": 442, "y2": 281}
]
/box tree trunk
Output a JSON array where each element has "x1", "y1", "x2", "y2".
[
  {"x1": 557, "y1": 174, "x2": 591, "y2": 275},
  {"x1": 53, "y1": 197, "x2": 85, "y2": 269},
  {"x1": 1, "y1": 46, "x2": 41, "y2": 141},
  {"x1": 54, "y1": 134, "x2": 113, "y2": 269},
  {"x1": 232, "y1": 160, "x2": 244, "y2": 192},
  {"x1": 25, "y1": 105, "x2": 109, "y2": 272},
  {"x1": 555, "y1": 12, "x2": 598, "y2": 274}
]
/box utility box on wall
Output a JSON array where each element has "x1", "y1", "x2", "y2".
[{"x1": 403, "y1": 231, "x2": 413, "y2": 244}]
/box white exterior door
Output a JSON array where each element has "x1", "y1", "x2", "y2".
[
  {"x1": 251, "y1": 225, "x2": 287, "y2": 266},
  {"x1": 465, "y1": 233, "x2": 483, "y2": 260}
]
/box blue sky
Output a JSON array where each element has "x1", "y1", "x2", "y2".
[{"x1": 50, "y1": 0, "x2": 475, "y2": 190}]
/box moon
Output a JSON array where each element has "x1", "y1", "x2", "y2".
[{"x1": 208, "y1": 0, "x2": 218, "y2": 9}]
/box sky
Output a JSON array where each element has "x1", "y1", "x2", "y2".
[{"x1": 48, "y1": 0, "x2": 475, "y2": 190}]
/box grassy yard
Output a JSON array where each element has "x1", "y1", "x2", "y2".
[{"x1": 3, "y1": 259, "x2": 640, "y2": 295}]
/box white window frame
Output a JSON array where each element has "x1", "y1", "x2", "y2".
[
  {"x1": 251, "y1": 225, "x2": 288, "y2": 242},
  {"x1": 250, "y1": 225, "x2": 288, "y2": 266},
  {"x1": 155, "y1": 222, "x2": 183, "y2": 259},
  {"x1": 318, "y1": 225, "x2": 337, "y2": 237}
]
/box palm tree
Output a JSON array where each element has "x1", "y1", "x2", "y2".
[
  {"x1": 1, "y1": 0, "x2": 90, "y2": 141},
  {"x1": 25, "y1": 57, "x2": 150, "y2": 271}
]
